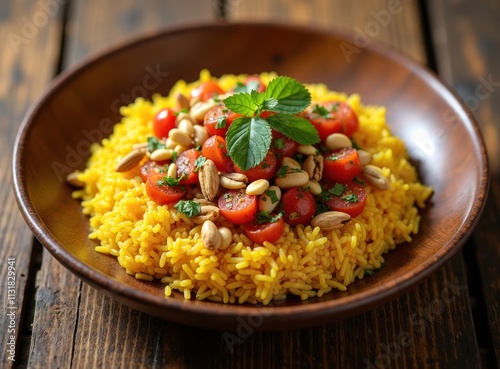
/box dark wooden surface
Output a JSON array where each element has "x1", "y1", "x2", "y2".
[{"x1": 1, "y1": 0, "x2": 498, "y2": 368}]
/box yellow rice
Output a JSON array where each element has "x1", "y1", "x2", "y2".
[{"x1": 73, "y1": 70, "x2": 433, "y2": 305}]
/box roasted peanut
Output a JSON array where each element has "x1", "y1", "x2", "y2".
[
  {"x1": 258, "y1": 185, "x2": 281, "y2": 213},
  {"x1": 199, "y1": 159, "x2": 219, "y2": 201},
  {"x1": 311, "y1": 211, "x2": 351, "y2": 231},
  {"x1": 191, "y1": 205, "x2": 220, "y2": 225},
  {"x1": 218, "y1": 227, "x2": 233, "y2": 250},
  {"x1": 325, "y1": 133, "x2": 352, "y2": 151},
  {"x1": 201, "y1": 220, "x2": 221, "y2": 250},
  {"x1": 281, "y1": 157, "x2": 301, "y2": 169},
  {"x1": 297, "y1": 144, "x2": 318, "y2": 156},
  {"x1": 362, "y1": 165, "x2": 390, "y2": 191},
  {"x1": 303, "y1": 179, "x2": 322, "y2": 196},
  {"x1": 302, "y1": 155, "x2": 324, "y2": 181},
  {"x1": 246, "y1": 179, "x2": 269, "y2": 195},
  {"x1": 220, "y1": 173, "x2": 247, "y2": 189},
  {"x1": 275, "y1": 169, "x2": 309, "y2": 189}
]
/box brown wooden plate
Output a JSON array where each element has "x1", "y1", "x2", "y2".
[{"x1": 12, "y1": 22, "x2": 489, "y2": 330}]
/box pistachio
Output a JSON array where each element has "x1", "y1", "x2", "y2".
[
  {"x1": 66, "y1": 171, "x2": 85, "y2": 188},
  {"x1": 302, "y1": 155, "x2": 324, "y2": 181},
  {"x1": 199, "y1": 159, "x2": 219, "y2": 201},
  {"x1": 246, "y1": 179, "x2": 269, "y2": 195},
  {"x1": 357, "y1": 150, "x2": 372, "y2": 165},
  {"x1": 325, "y1": 133, "x2": 352, "y2": 151},
  {"x1": 191, "y1": 205, "x2": 221, "y2": 225},
  {"x1": 275, "y1": 169, "x2": 309, "y2": 189},
  {"x1": 150, "y1": 148, "x2": 173, "y2": 162},
  {"x1": 362, "y1": 165, "x2": 390, "y2": 191},
  {"x1": 220, "y1": 173, "x2": 247, "y2": 189},
  {"x1": 176, "y1": 93, "x2": 190, "y2": 111},
  {"x1": 201, "y1": 220, "x2": 222, "y2": 250},
  {"x1": 116, "y1": 148, "x2": 146, "y2": 172},
  {"x1": 311, "y1": 211, "x2": 351, "y2": 231},
  {"x1": 258, "y1": 185, "x2": 281, "y2": 213}
]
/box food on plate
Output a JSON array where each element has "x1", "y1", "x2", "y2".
[{"x1": 70, "y1": 70, "x2": 433, "y2": 304}]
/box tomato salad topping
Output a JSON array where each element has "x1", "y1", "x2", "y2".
[{"x1": 118, "y1": 76, "x2": 391, "y2": 246}]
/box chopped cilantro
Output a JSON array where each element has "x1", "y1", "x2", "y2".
[
  {"x1": 274, "y1": 138, "x2": 285, "y2": 149},
  {"x1": 264, "y1": 189, "x2": 279, "y2": 204},
  {"x1": 171, "y1": 150, "x2": 178, "y2": 162},
  {"x1": 147, "y1": 136, "x2": 166, "y2": 152},
  {"x1": 351, "y1": 140, "x2": 362, "y2": 150},
  {"x1": 312, "y1": 104, "x2": 330, "y2": 118},
  {"x1": 193, "y1": 155, "x2": 206, "y2": 172},
  {"x1": 174, "y1": 200, "x2": 201, "y2": 217},
  {"x1": 277, "y1": 166, "x2": 289, "y2": 178},
  {"x1": 353, "y1": 177, "x2": 365, "y2": 186},
  {"x1": 157, "y1": 175, "x2": 183, "y2": 187},
  {"x1": 256, "y1": 211, "x2": 283, "y2": 224},
  {"x1": 216, "y1": 116, "x2": 227, "y2": 129},
  {"x1": 342, "y1": 193, "x2": 358, "y2": 203},
  {"x1": 329, "y1": 183, "x2": 346, "y2": 197}
]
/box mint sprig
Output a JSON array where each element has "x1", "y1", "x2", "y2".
[{"x1": 224, "y1": 76, "x2": 319, "y2": 171}]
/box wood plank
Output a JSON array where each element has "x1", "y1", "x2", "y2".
[
  {"x1": 427, "y1": 0, "x2": 500, "y2": 366},
  {"x1": 26, "y1": 1, "x2": 216, "y2": 368},
  {"x1": 227, "y1": 0, "x2": 427, "y2": 64},
  {"x1": 0, "y1": 0, "x2": 62, "y2": 367}
]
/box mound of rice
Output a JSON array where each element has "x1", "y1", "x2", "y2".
[{"x1": 73, "y1": 70, "x2": 433, "y2": 305}]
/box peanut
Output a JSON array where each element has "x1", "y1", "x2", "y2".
[
  {"x1": 325, "y1": 133, "x2": 352, "y2": 151},
  {"x1": 246, "y1": 179, "x2": 269, "y2": 195},
  {"x1": 258, "y1": 185, "x2": 281, "y2": 213},
  {"x1": 201, "y1": 220, "x2": 221, "y2": 250}
]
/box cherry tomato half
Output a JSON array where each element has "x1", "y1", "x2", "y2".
[
  {"x1": 271, "y1": 130, "x2": 298, "y2": 164},
  {"x1": 322, "y1": 147, "x2": 362, "y2": 183},
  {"x1": 153, "y1": 108, "x2": 177, "y2": 139},
  {"x1": 140, "y1": 160, "x2": 168, "y2": 182},
  {"x1": 244, "y1": 217, "x2": 285, "y2": 245},
  {"x1": 203, "y1": 103, "x2": 242, "y2": 136},
  {"x1": 175, "y1": 149, "x2": 201, "y2": 185},
  {"x1": 234, "y1": 151, "x2": 277, "y2": 183},
  {"x1": 325, "y1": 181, "x2": 367, "y2": 218},
  {"x1": 191, "y1": 81, "x2": 224, "y2": 102},
  {"x1": 281, "y1": 187, "x2": 317, "y2": 226},
  {"x1": 302, "y1": 101, "x2": 359, "y2": 140},
  {"x1": 145, "y1": 172, "x2": 186, "y2": 205},
  {"x1": 218, "y1": 189, "x2": 257, "y2": 225},
  {"x1": 201, "y1": 135, "x2": 233, "y2": 173}
]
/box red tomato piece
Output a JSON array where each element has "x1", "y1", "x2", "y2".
[
  {"x1": 234, "y1": 151, "x2": 277, "y2": 183},
  {"x1": 244, "y1": 217, "x2": 285, "y2": 245},
  {"x1": 145, "y1": 173, "x2": 186, "y2": 205},
  {"x1": 325, "y1": 181, "x2": 367, "y2": 218},
  {"x1": 153, "y1": 108, "x2": 176, "y2": 139},
  {"x1": 271, "y1": 130, "x2": 298, "y2": 164},
  {"x1": 322, "y1": 147, "x2": 362, "y2": 183},
  {"x1": 281, "y1": 188, "x2": 317, "y2": 226},
  {"x1": 140, "y1": 160, "x2": 168, "y2": 182},
  {"x1": 191, "y1": 81, "x2": 224, "y2": 102},
  {"x1": 201, "y1": 135, "x2": 233, "y2": 173},
  {"x1": 203, "y1": 103, "x2": 242, "y2": 136},
  {"x1": 302, "y1": 101, "x2": 359, "y2": 140},
  {"x1": 218, "y1": 189, "x2": 258, "y2": 225},
  {"x1": 175, "y1": 149, "x2": 201, "y2": 185}
]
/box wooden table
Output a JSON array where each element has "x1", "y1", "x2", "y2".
[{"x1": 2, "y1": 0, "x2": 499, "y2": 368}]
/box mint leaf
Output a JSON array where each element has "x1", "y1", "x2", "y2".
[
  {"x1": 223, "y1": 93, "x2": 256, "y2": 116},
  {"x1": 175, "y1": 200, "x2": 201, "y2": 217},
  {"x1": 251, "y1": 90, "x2": 266, "y2": 106},
  {"x1": 265, "y1": 76, "x2": 311, "y2": 114},
  {"x1": 226, "y1": 117, "x2": 272, "y2": 171},
  {"x1": 266, "y1": 114, "x2": 320, "y2": 145},
  {"x1": 262, "y1": 97, "x2": 278, "y2": 110}
]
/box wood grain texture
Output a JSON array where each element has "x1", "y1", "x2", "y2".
[
  {"x1": 21, "y1": 0, "x2": 486, "y2": 368},
  {"x1": 0, "y1": 0, "x2": 61, "y2": 367},
  {"x1": 428, "y1": 0, "x2": 500, "y2": 366},
  {"x1": 227, "y1": 0, "x2": 427, "y2": 64}
]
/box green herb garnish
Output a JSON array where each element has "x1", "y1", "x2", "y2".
[
  {"x1": 224, "y1": 76, "x2": 319, "y2": 171},
  {"x1": 157, "y1": 175, "x2": 184, "y2": 187},
  {"x1": 256, "y1": 211, "x2": 283, "y2": 224},
  {"x1": 329, "y1": 183, "x2": 346, "y2": 197},
  {"x1": 175, "y1": 200, "x2": 201, "y2": 217},
  {"x1": 216, "y1": 116, "x2": 227, "y2": 129},
  {"x1": 193, "y1": 155, "x2": 207, "y2": 172},
  {"x1": 171, "y1": 150, "x2": 178, "y2": 162},
  {"x1": 274, "y1": 138, "x2": 285, "y2": 149},
  {"x1": 342, "y1": 193, "x2": 359, "y2": 203},
  {"x1": 147, "y1": 136, "x2": 166, "y2": 152},
  {"x1": 312, "y1": 104, "x2": 330, "y2": 118},
  {"x1": 264, "y1": 189, "x2": 279, "y2": 204},
  {"x1": 277, "y1": 166, "x2": 289, "y2": 178}
]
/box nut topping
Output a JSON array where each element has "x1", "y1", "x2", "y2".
[
  {"x1": 201, "y1": 220, "x2": 221, "y2": 250},
  {"x1": 302, "y1": 155, "x2": 324, "y2": 181},
  {"x1": 116, "y1": 148, "x2": 146, "y2": 172},
  {"x1": 311, "y1": 211, "x2": 351, "y2": 231},
  {"x1": 362, "y1": 165, "x2": 390, "y2": 191},
  {"x1": 199, "y1": 159, "x2": 219, "y2": 201},
  {"x1": 191, "y1": 205, "x2": 221, "y2": 225}
]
